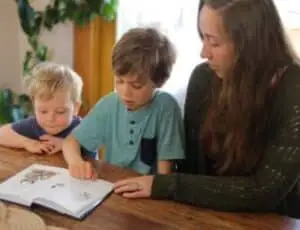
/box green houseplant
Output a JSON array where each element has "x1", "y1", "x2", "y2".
[
  {"x1": 0, "y1": 89, "x2": 31, "y2": 124},
  {"x1": 0, "y1": 0, "x2": 117, "y2": 124}
]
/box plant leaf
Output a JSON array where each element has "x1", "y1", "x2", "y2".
[
  {"x1": 0, "y1": 90, "x2": 13, "y2": 124},
  {"x1": 16, "y1": 0, "x2": 36, "y2": 36}
]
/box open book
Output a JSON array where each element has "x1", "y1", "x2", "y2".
[{"x1": 0, "y1": 164, "x2": 114, "y2": 219}]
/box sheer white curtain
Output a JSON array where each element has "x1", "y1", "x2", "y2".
[{"x1": 117, "y1": 1, "x2": 202, "y2": 113}]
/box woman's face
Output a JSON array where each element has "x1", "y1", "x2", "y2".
[{"x1": 198, "y1": 4, "x2": 235, "y2": 78}]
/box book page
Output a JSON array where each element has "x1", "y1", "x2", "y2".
[
  {"x1": 0, "y1": 164, "x2": 65, "y2": 206},
  {"x1": 35, "y1": 173, "x2": 114, "y2": 216}
]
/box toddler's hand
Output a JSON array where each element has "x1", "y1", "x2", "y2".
[
  {"x1": 39, "y1": 134, "x2": 63, "y2": 155},
  {"x1": 24, "y1": 139, "x2": 53, "y2": 154}
]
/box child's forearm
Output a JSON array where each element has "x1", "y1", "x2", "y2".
[
  {"x1": 157, "y1": 160, "x2": 173, "y2": 174},
  {"x1": 0, "y1": 124, "x2": 32, "y2": 149},
  {"x1": 62, "y1": 135, "x2": 84, "y2": 165}
]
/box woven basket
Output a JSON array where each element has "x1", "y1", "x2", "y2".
[{"x1": 0, "y1": 201, "x2": 68, "y2": 230}]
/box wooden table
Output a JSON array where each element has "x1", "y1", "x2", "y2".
[{"x1": 0, "y1": 146, "x2": 299, "y2": 230}]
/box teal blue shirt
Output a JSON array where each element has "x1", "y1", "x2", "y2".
[{"x1": 72, "y1": 91, "x2": 185, "y2": 174}]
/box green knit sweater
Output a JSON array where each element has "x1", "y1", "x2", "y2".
[{"x1": 151, "y1": 63, "x2": 300, "y2": 218}]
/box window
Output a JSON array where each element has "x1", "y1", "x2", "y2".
[
  {"x1": 275, "y1": 0, "x2": 300, "y2": 29},
  {"x1": 275, "y1": 0, "x2": 300, "y2": 56}
]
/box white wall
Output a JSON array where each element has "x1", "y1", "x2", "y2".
[
  {"x1": 0, "y1": 0, "x2": 73, "y2": 93},
  {"x1": 0, "y1": 1, "x2": 22, "y2": 92}
]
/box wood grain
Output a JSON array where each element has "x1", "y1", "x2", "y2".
[
  {"x1": 74, "y1": 18, "x2": 115, "y2": 116},
  {"x1": 0, "y1": 146, "x2": 299, "y2": 230}
]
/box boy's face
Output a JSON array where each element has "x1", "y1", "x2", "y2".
[
  {"x1": 115, "y1": 74, "x2": 155, "y2": 111},
  {"x1": 34, "y1": 90, "x2": 81, "y2": 135}
]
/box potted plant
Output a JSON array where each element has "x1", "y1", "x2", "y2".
[
  {"x1": 0, "y1": 89, "x2": 31, "y2": 124},
  {"x1": 0, "y1": 0, "x2": 118, "y2": 125}
]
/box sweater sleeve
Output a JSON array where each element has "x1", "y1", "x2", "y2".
[{"x1": 151, "y1": 65, "x2": 300, "y2": 212}]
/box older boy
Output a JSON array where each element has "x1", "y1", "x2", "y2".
[
  {"x1": 0, "y1": 62, "x2": 95, "y2": 158},
  {"x1": 63, "y1": 27, "x2": 185, "y2": 177}
]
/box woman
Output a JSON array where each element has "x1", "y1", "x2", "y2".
[{"x1": 114, "y1": 0, "x2": 300, "y2": 218}]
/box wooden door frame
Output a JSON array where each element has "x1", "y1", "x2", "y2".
[{"x1": 74, "y1": 18, "x2": 116, "y2": 115}]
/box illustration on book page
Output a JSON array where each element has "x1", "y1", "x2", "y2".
[{"x1": 19, "y1": 169, "x2": 57, "y2": 185}]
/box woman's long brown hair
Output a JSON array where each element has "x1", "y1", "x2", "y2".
[{"x1": 198, "y1": 0, "x2": 297, "y2": 175}]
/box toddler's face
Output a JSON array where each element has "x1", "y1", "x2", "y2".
[{"x1": 34, "y1": 90, "x2": 80, "y2": 135}]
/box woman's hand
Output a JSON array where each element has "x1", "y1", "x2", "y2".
[{"x1": 114, "y1": 176, "x2": 154, "y2": 198}]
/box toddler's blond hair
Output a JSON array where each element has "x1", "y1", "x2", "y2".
[{"x1": 25, "y1": 62, "x2": 83, "y2": 102}]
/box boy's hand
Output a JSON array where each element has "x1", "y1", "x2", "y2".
[
  {"x1": 23, "y1": 139, "x2": 53, "y2": 154},
  {"x1": 39, "y1": 135, "x2": 63, "y2": 155},
  {"x1": 69, "y1": 160, "x2": 98, "y2": 180}
]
